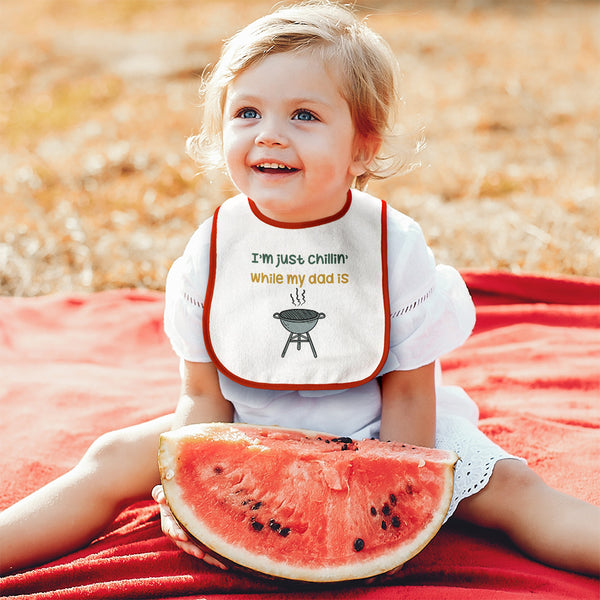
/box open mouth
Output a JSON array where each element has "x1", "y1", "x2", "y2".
[{"x1": 254, "y1": 162, "x2": 299, "y2": 174}]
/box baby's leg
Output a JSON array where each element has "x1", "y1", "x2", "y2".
[
  {"x1": 453, "y1": 458, "x2": 600, "y2": 576},
  {"x1": 0, "y1": 414, "x2": 173, "y2": 575}
]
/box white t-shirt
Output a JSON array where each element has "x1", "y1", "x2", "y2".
[{"x1": 164, "y1": 192, "x2": 478, "y2": 439}]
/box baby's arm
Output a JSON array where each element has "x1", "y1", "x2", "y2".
[
  {"x1": 378, "y1": 362, "x2": 436, "y2": 447},
  {"x1": 171, "y1": 360, "x2": 234, "y2": 429},
  {"x1": 155, "y1": 360, "x2": 233, "y2": 567}
]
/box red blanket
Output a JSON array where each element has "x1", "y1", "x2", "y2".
[{"x1": 1, "y1": 271, "x2": 598, "y2": 599}]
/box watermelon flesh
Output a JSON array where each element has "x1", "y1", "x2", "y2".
[{"x1": 158, "y1": 423, "x2": 458, "y2": 582}]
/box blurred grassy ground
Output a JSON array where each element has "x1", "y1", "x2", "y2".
[{"x1": 1, "y1": 0, "x2": 599, "y2": 296}]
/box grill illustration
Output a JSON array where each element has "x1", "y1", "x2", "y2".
[{"x1": 273, "y1": 309, "x2": 326, "y2": 358}]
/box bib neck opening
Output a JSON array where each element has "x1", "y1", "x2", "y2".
[{"x1": 247, "y1": 190, "x2": 352, "y2": 229}]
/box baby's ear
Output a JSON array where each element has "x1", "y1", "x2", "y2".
[{"x1": 349, "y1": 135, "x2": 381, "y2": 177}]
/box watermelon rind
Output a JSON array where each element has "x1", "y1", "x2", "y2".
[{"x1": 158, "y1": 423, "x2": 458, "y2": 583}]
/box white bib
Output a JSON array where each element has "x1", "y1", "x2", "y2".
[{"x1": 203, "y1": 189, "x2": 390, "y2": 389}]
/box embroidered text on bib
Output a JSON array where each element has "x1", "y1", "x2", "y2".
[{"x1": 203, "y1": 190, "x2": 390, "y2": 389}]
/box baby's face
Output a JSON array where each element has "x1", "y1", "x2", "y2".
[{"x1": 222, "y1": 51, "x2": 367, "y2": 223}]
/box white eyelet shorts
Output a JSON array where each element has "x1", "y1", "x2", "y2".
[{"x1": 435, "y1": 414, "x2": 526, "y2": 521}]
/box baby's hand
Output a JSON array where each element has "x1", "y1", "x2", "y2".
[{"x1": 152, "y1": 484, "x2": 227, "y2": 570}]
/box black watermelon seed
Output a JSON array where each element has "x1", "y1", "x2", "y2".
[
  {"x1": 391, "y1": 516, "x2": 401, "y2": 528},
  {"x1": 405, "y1": 484, "x2": 413, "y2": 495},
  {"x1": 381, "y1": 520, "x2": 387, "y2": 530},
  {"x1": 341, "y1": 444, "x2": 348, "y2": 451},
  {"x1": 332, "y1": 437, "x2": 353, "y2": 444},
  {"x1": 269, "y1": 519, "x2": 281, "y2": 531},
  {"x1": 279, "y1": 527, "x2": 291, "y2": 537},
  {"x1": 354, "y1": 538, "x2": 365, "y2": 552},
  {"x1": 370, "y1": 506, "x2": 377, "y2": 516},
  {"x1": 251, "y1": 502, "x2": 262, "y2": 510},
  {"x1": 382, "y1": 504, "x2": 391, "y2": 516},
  {"x1": 251, "y1": 521, "x2": 264, "y2": 531},
  {"x1": 213, "y1": 466, "x2": 224, "y2": 474},
  {"x1": 389, "y1": 493, "x2": 397, "y2": 506}
]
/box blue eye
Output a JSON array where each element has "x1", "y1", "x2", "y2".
[
  {"x1": 238, "y1": 108, "x2": 259, "y2": 119},
  {"x1": 294, "y1": 109, "x2": 317, "y2": 121}
]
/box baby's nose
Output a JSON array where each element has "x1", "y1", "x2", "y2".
[{"x1": 255, "y1": 120, "x2": 288, "y2": 147}]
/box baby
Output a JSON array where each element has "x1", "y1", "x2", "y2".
[{"x1": 1, "y1": 0, "x2": 598, "y2": 577}]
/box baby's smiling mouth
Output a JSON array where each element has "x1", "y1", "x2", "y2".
[{"x1": 254, "y1": 162, "x2": 299, "y2": 174}]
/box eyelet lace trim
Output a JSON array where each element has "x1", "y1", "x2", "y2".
[{"x1": 390, "y1": 287, "x2": 433, "y2": 319}]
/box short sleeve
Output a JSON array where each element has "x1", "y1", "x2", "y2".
[
  {"x1": 380, "y1": 208, "x2": 475, "y2": 373},
  {"x1": 163, "y1": 218, "x2": 213, "y2": 362}
]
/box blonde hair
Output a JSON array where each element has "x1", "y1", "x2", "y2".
[{"x1": 187, "y1": 1, "x2": 409, "y2": 190}]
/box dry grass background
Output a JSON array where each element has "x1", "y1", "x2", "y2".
[{"x1": 1, "y1": 0, "x2": 599, "y2": 296}]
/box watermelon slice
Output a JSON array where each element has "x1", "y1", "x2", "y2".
[{"x1": 158, "y1": 423, "x2": 458, "y2": 582}]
